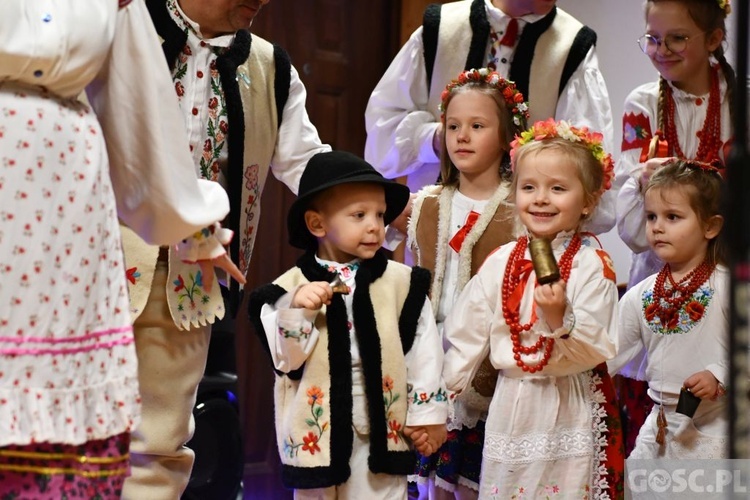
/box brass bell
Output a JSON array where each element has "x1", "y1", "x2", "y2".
[{"x1": 529, "y1": 238, "x2": 560, "y2": 285}]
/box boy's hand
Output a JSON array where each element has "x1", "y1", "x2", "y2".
[
  {"x1": 684, "y1": 370, "x2": 719, "y2": 400},
  {"x1": 291, "y1": 282, "x2": 333, "y2": 310},
  {"x1": 534, "y1": 280, "x2": 567, "y2": 331}
]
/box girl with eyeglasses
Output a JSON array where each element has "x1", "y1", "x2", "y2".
[
  {"x1": 613, "y1": 0, "x2": 734, "y2": 458},
  {"x1": 617, "y1": 0, "x2": 734, "y2": 290}
]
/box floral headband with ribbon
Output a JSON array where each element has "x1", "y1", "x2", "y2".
[
  {"x1": 510, "y1": 118, "x2": 616, "y2": 194},
  {"x1": 440, "y1": 68, "x2": 529, "y2": 132}
]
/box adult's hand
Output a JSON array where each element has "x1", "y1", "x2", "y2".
[{"x1": 197, "y1": 253, "x2": 246, "y2": 293}]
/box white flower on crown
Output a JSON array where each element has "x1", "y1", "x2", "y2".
[
  {"x1": 556, "y1": 121, "x2": 581, "y2": 143},
  {"x1": 488, "y1": 73, "x2": 501, "y2": 85}
]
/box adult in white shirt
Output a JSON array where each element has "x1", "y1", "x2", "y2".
[{"x1": 365, "y1": 0, "x2": 616, "y2": 235}]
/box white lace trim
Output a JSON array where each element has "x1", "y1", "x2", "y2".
[
  {"x1": 483, "y1": 427, "x2": 593, "y2": 464},
  {"x1": 588, "y1": 371, "x2": 611, "y2": 500},
  {"x1": 481, "y1": 371, "x2": 612, "y2": 500}
]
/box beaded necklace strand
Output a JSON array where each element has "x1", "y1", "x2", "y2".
[
  {"x1": 502, "y1": 234, "x2": 582, "y2": 373},
  {"x1": 663, "y1": 66, "x2": 723, "y2": 163}
]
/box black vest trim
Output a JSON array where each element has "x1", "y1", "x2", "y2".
[
  {"x1": 273, "y1": 44, "x2": 291, "y2": 130},
  {"x1": 398, "y1": 267, "x2": 430, "y2": 354},
  {"x1": 422, "y1": 3, "x2": 442, "y2": 91},
  {"x1": 509, "y1": 7, "x2": 556, "y2": 102},
  {"x1": 465, "y1": 0, "x2": 490, "y2": 71},
  {"x1": 559, "y1": 26, "x2": 597, "y2": 95},
  {"x1": 146, "y1": 0, "x2": 186, "y2": 70}
]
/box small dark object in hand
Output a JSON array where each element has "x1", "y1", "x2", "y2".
[
  {"x1": 329, "y1": 274, "x2": 350, "y2": 295},
  {"x1": 676, "y1": 386, "x2": 702, "y2": 417},
  {"x1": 529, "y1": 238, "x2": 560, "y2": 285}
]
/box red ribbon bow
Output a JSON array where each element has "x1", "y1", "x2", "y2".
[
  {"x1": 449, "y1": 211, "x2": 481, "y2": 253},
  {"x1": 505, "y1": 258, "x2": 539, "y2": 325}
]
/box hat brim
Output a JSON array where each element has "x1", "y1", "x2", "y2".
[{"x1": 287, "y1": 174, "x2": 410, "y2": 250}]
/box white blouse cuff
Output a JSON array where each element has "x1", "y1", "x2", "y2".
[
  {"x1": 175, "y1": 222, "x2": 233, "y2": 263},
  {"x1": 541, "y1": 304, "x2": 576, "y2": 339}
]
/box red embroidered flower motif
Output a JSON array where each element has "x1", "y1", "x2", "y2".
[
  {"x1": 125, "y1": 267, "x2": 140, "y2": 285},
  {"x1": 307, "y1": 386, "x2": 324, "y2": 406},
  {"x1": 382, "y1": 375, "x2": 394, "y2": 392},
  {"x1": 173, "y1": 275, "x2": 185, "y2": 292},
  {"x1": 419, "y1": 392, "x2": 428, "y2": 402},
  {"x1": 387, "y1": 420, "x2": 402, "y2": 444},
  {"x1": 644, "y1": 302, "x2": 659, "y2": 322},
  {"x1": 685, "y1": 300, "x2": 705, "y2": 321},
  {"x1": 175, "y1": 81, "x2": 185, "y2": 97},
  {"x1": 660, "y1": 309, "x2": 679, "y2": 330},
  {"x1": 208, "y1": 97, "x2": 219, "y2": 109},
  {"x1": 302, "y1": 432, "x2": 320, "y2": 455}
]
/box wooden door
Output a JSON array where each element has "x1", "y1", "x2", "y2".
[{"x1": 234, "y1": 2, "x2": 401, "y2": 498}]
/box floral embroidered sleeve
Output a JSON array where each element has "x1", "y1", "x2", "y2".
[
  {"x1": 404, "y1": 299, "x2": 449, "y2": 426},
  {"x1": 174, "y1": 221, "x2": 233, "y2": 263},
  {"x1": 259, "y1": 289, "x2": 320, "y2": 373},
  {"x1": 616, "y1": 85, "x2": 659, "y2": 254}
]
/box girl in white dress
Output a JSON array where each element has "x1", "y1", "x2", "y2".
[
  {"x1": 610, "y1": 159, "x2": 729, "y2": 459},
  {"x1": 0, "y1": 1, "x2": 242, "y2": 496},
  {"x1": 442, "y1": 119, "x2": 621, "y2": 498},
  {"x1": 407, "y1": 68, "x2": 527, "y2": 499}
]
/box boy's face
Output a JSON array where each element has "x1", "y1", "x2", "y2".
[{"x1": 306, "y1": 183, "x2": 387, "y2": 263}]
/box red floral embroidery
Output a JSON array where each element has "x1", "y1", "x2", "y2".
[
  {"x1": 301, "y1": 432, "x2": 320, "y2": 455},
  {"x1": 685, "y1": 300, "x2": 705, "y2": 321},
  {"x1": 387, "y1": 420, "x2": 402, "y2": 444}
]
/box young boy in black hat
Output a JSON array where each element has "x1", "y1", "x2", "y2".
[{"x1": 248, "y1": 150, "x2": 448, "y2": 498}]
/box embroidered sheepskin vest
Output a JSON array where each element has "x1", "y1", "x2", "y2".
[
  {"x1": 424, "y1": 1, "x2": 594, "y2": 124},
  {"x1": 248, "y1": 251, "x2": 431, "y2": 489},
  {"x1": 408, "y1": 184, "x2": 515, "y2": 312}
]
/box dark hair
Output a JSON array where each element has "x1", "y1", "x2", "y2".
[{"x1": 644, "y1": 159, "x2": 726, "y2": 265}]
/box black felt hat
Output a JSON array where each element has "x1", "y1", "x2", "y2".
[{"x1": 287, "y1": 151, "x2": 410, "y2": 249}]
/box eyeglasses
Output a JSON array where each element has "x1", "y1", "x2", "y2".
[{"x1": 637, "y1": 33, "x2": 703, "y2": 55}]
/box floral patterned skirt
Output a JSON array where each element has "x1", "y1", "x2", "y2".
[{"x1": 0, "y1": 433, "x2": 130, "y2": 499}]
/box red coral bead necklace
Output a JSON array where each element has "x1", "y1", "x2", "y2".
[
  {"x1": 663, "y1": 65, "x2": 722, "y2": 163},
  {"x1": 652, "y1": 259, "x2": 715, "y2": 326},
  {"x1": 502, "y1": 234, "x2": 582, "y2": 373}
]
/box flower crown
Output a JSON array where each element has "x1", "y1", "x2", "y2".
[
  {"x1": 439, "y1": 68, "x2": 529, "y2": 131},
  {"x1": 510, "y1": 118, "x2": 615, "y2": 193},
  {"x1": 717, "y1": 0, "x2": 731, "y2": 15}
]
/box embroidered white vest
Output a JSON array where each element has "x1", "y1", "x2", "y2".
[
  {"x1": 122, "y1": 34, "x2": 278, "y2": 329},
  {"x1": 272, "y1": 264, "x2": 412, "y2": 469}
]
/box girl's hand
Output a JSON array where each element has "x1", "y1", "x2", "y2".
[
  {"x1": 534, "y1": 281, "x2": 567, "y2": 331},
  {"x1": 683, "y1": 370, "x2": 719, "y2": 400},
  {"x1": 291, "y1": 282, "x2": 333, "y2": 310},
  {"x1": 639, "y1": 157, "x2": 674, "y2": 191}
]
